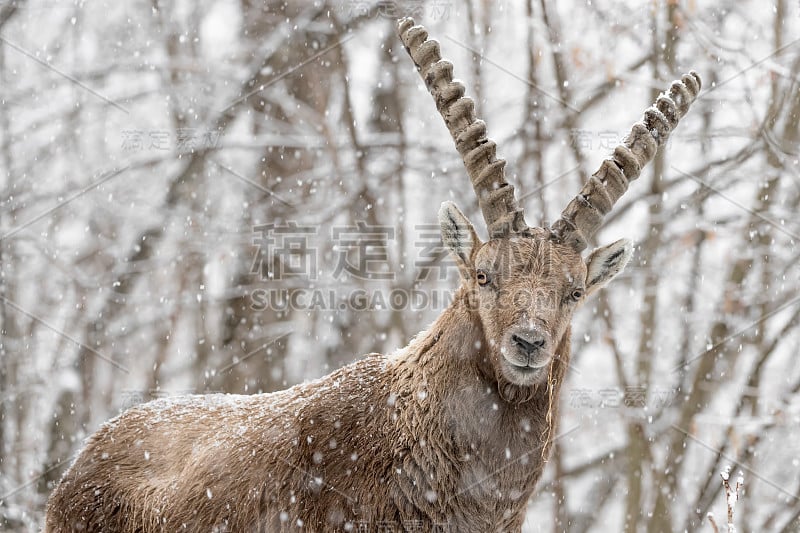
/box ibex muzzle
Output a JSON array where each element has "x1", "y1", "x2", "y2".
[{"x1": 44, "y1": 17, "x2": 701, "y2": 533}]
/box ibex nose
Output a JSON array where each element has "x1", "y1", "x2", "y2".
[{"x1": 511, "y1": 332, "x2": 546, "y2": 357}]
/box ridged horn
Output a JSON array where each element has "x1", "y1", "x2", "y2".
[
  {"x1": 397, "y1": 17, "x2": 528, "y2": 238},
  {"x1": 551, "y1": 71, "x2": 702, "y2": 251}
]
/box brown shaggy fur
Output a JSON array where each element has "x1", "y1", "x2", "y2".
[{"x1": 45, "y1": 228, "x2": 627, "y2": 532}]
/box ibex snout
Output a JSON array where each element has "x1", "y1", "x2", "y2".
[
  {"x1": 504, "y1": 327, "x2": 552, "y2": 373},
  {"x1": 511, "y1": 331, "x2": 545, "y2": 358}
]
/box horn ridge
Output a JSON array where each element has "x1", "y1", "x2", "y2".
[
  {"x1": 551, "y1": 72, "x2": 702, "y2": 251},
  {"x1": 398, "y1": 17, "x2": 528, "y2": 238}
]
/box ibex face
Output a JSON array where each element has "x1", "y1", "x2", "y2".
[
  {"x1": 399, "y1": 18, "x2": 699, "y2": 386},
  {"x1": 440, "y1": 203, "x2": 632, "y2": 386}
]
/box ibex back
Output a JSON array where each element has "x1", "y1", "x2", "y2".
[{"x1": 44, "y1": 18, "x2": 701, "y2": 533}]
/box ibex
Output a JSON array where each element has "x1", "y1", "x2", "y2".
[{"x1": 45, "y1": 18, "x2": 701, "y2": 532}]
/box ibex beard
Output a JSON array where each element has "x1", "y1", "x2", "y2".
[{"x1": 44, "y1": 16, "x2": 699, "y2": 533}]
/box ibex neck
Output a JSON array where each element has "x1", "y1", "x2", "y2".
[
  {"x1": 390, "y1": 284, "x2": 567, "y2": 505},
  {"x1": 394, "y1": 285, "x2": 482, "y2": 367}
]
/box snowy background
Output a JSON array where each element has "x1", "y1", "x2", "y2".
[{"x1": 1, "y1": 0, "x2": 799, "y2": 531}]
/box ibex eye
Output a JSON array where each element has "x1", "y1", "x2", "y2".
[
  {"x1": 571, "y1": 289, "x2": 584, "y2": 301},
  {"x1": 476, "y1": 270, "x2": 491, "y2": 286}
]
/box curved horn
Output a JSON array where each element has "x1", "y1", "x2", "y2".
[
  {"x1": 398, "y1": 18, "x2": 528, "y2": 238},
  {"x1": 551, "y1": 72, "x2": 702, "y2": 251}
]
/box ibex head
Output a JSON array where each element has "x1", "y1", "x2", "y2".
[
  {"x1": 439, "y1": 203, "x2": 632, "y2": 386},
  {"x1": 399, "y1": 19, "x2": 700, "y2": 387}
]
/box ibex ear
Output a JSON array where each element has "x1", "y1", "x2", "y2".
[
  {"x1": 439, "y1": 201, "x2": 480, "y2": 274},
  {"x1": 584, "y1": 239, "x2": 633, "y2": 296}
]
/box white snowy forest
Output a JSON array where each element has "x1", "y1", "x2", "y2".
[{"x1": 1, "y1": 0, "x2": 799, "y2": 531}]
